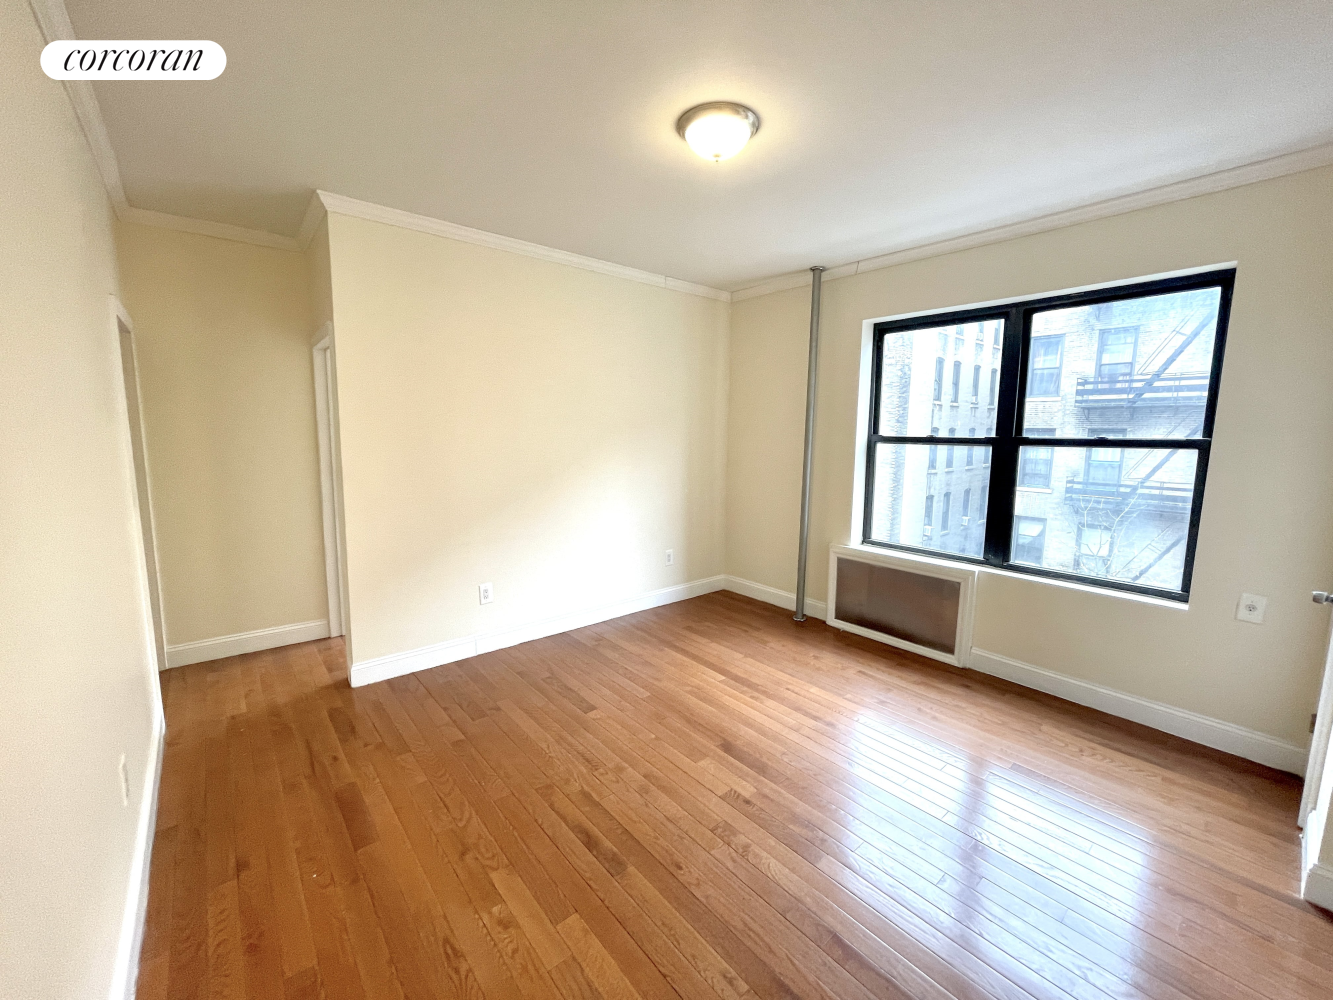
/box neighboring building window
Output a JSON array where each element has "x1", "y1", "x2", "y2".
[
  {"x1": 1097, "y1": 327, "x2": 1138, "y2": 380},
  {"x1": 1085, "y1": 428, "x2": 1127, "y2": 485},
  {"x1": 1019, "y1": 428, "x2": 1056, "y2": 488},
  {"x1": 1078, "y1": 526, "x2": 1114, "y2": 575},
  {"x1": 862, "y1": 269, "x2": 1232, "y2": 599},
  {"x1": 1012, "y1": 517, "x2": 1047, "y2": 565},
  {"x1": 1028, "y1": 335, "x2": 1063, "y2": 396}
]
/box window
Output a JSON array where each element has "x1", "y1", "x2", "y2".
[
  {"x1": 1097, "y1": 327, "x2": 1137, "y2": 380},
  {"x1": 862, "y1": 269, "x2": 1232, "y2": 600},
  {"x1": 1078, "y1": 526, "x2": 1114, "y2": 574},
  {"x1": 1012, "y1": 517, "x2": 1046, "y2": 565},
  {"x1": 1018, "y1": 428, "x2": 1055, "y2": 488},
  {"x1": 972, "y1": 365, "x2": 981, "y2": 403},
  {"x1": 1084, "y1": 428, "x2": 1126, "y2": 484},
  {"x1": 1028, "y1": 335, "x2": 1063, "y2": 396}
]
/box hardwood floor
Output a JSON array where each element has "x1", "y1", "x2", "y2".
[{"x1": 136, "y1": 591, "x2": 1333, "y2": 1000}]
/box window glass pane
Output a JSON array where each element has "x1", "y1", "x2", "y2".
[
  {"x1": 1010, "y1": 446, "x2": 1198, "y2": 591},
  {"x1": 868, "y1": 442, "x2": 990, "y2": 558},
  {"x1": 1023, "y1": 286, "x2": 1221, "y2": 438},
  {"x1": 878, "y1": 319, "x2": 1007, "y2": 436}
]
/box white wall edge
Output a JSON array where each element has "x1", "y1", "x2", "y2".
[
  {"x1": 1302, "y1": 861, "x2": 1333, "y2": 912},
  {"x1": 350, "y1": 576, "x2": 729, "y2": 688},
  {"x1": 165, "y1": 619, "x2": 330, "y2": 668},
  {"x1": 107, "y1": 713, "x2": 164, "y2": 1000},
  {"x1": 723, "y1": 575, "x2": 828, "y2": 621},
  {"x1": 729, "y1": 140, "x2": 1333, "y2": 302},
  {"x1": 971, "y1": 647, "x2": 1308, "y2": 775},
  {"x1": 316, "y1": 190, "x2": 732, "y2": 303}
]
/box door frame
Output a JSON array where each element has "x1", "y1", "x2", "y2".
[
  {"x1": 312, "y1": 322, "x2": 348, "y2": 638},
  {"x1": 110, "y1": 298, "x2": 168, "y2": 703},
  {"x1": 1301, "y1": 615, "x2": 1333, "y2": 826}
]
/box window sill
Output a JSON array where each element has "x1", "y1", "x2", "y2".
[
  {"x1": 841, "y1": 542, "x2": 1189, "y2": 611},
  {"x1": 979, "y1": 564, "x2": 1189, "y2": 610},
  {"x1": 1016, "y1": 486, "x2": 1053, "y2": 494}
]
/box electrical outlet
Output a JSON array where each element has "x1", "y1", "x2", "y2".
[
  {"x1": 1236, "y1": 593, "x2": 1267, "y2": 624},
  {"x1": 665, "y1": 549, "x2": 674, "y2": 567},
  {"x1": 478, "y1": 582, "x2": 493, "y2": 605},
  {"x1": 118, "y1": 754, "x2": 130, "y2": 807}
]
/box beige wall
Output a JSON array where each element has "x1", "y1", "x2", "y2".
[
  {"x1": 0, "y1": 4, "x2": 161, "y2": 997},
  {"x1": 307, "y1": 216, "x2": 334, "y2": 330},
  {"x1": 326, "y1": 212, "x2": 729, "y2": 665},
  {"x1": 728, "y1": 165, "x2": 1333, "y2": 748},
  {"x1": 116, "y1": 223, "x2": 328, "y2": 646}
]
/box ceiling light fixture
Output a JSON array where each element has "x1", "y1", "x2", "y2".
[{"x1": 676, "y1": 102, "x2": 760, "y2": 162}]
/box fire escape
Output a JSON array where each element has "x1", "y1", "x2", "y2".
[{"x1": 1062, "y1": 307, "x2": 1216, "y2": 583}]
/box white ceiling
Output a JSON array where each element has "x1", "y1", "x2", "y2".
[{"x1": 67, "y1": 0, "x2": 1333, "y2": 291}]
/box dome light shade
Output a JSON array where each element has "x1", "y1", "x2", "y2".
[{"x1": 676, "y1": 102, "x2": 760, "y2": 162}]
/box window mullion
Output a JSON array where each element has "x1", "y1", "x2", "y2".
[{"x1": 983, "y1": 305, "x2": 1026, "y2": 566}]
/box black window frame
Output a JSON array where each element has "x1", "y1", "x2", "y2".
[{"x1": 861, "y1": 268, "x2": 1234, "y2": 602}]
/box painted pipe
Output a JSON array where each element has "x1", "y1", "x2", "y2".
[{"x1": 794, "y1": 266, "x2": 824, "y2": 622}]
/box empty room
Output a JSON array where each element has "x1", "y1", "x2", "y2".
[{"x1": 7, "y1": 2, "x2": 1333, "y2": 998}]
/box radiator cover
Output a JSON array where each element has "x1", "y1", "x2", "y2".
[{"x1": 827, "y1": 544, "x2": 977, "y2": 667}]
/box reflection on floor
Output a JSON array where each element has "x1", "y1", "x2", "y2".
[{"x1": 137, "y1": 590, "x2": 1331, "y2": 1000}]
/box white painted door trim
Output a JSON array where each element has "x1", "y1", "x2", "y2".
[
  {"x1": 107, "y1": 296, "x2": 167, "y2": 1000},
  {"x1": 111, "y1": 298, "x2": 167, "y2": 694},
  {"x1": 312, "y1": 323, "x2": 348, "y2": 638},
  {"x1": 1300, "y1": 611, "x2": 1333, "y2": 826}
]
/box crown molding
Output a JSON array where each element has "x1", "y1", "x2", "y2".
[
  {"x1": 29, "y1": 0, "x2": 126, "y2": 211},
  {"x1": 31, "y1": 0, "x2": 1333, "y2": 297},
  {"x1": 731, "y1": 138, "x2": 1333, "y2": 302},
  {"x1": 119, "y1": 206, "x2": 301, "y2": 250},
  {"x1": 316, "y1": 191, "x2": 732, "y2": 302},
  {"x1": 30, "y1": 0, "x2": 309, "y2": 253},
  {"x1": 295, "y1": 190, "x2": 327, "y2": 248}
]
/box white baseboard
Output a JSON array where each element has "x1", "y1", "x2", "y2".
[
  {"x1": 723, "y1": 575, "x2": 827, "y2": 620},
  {"x1": 970, "y1": 647, "x2": 1308, "y2": 775},
  {"x1": 165, "y1": 619, "x2": 330, "y2": 668},
  {"x1": 1303, "y1": 861, "x2": 1333, "y2": 911},
  {"x1": 108, "y1": 714, "x2": 165, "y2": 1000},
  {"x1": 349, "y1": 576, "x2": 728, "y2": 688}
]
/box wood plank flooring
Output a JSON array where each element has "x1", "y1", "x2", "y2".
[{"x1": 136, "y1": 591, "x2": 1333, "y2": 1000}]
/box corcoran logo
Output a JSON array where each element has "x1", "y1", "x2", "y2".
[{"x1": 41, "y1": 40, "x2": 226, "y2": 80}]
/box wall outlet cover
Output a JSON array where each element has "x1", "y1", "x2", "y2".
[
  {"x1": 479, "y1": 582, "x2": 494, "y2": 605},
  {"x1": 1236, "y1": 593, "x2": 1267, "y2": 624},
  {"x1": 665, "y1": 549, "x2": 674, "y2": 566}
]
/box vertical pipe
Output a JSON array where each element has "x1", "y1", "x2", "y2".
[{"x1": 794, "y1": 266, "x2": 824, "y2": 622}]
